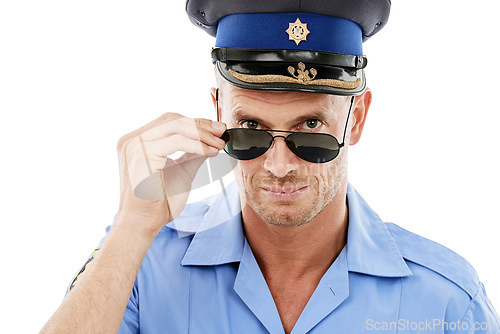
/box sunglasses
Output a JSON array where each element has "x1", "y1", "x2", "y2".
[{"x1": 217, "y1": 91, "x2": 354, "y2": 163}]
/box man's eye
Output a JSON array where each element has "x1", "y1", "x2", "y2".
[
  {"x1": 243, "y1": 120, "x2": 259, "y2": 129},
  {"x1": 302, "y1": 119, "x2": 321, "y2": 130}
]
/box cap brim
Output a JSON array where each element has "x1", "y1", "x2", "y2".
[{"x1": 216, "y1": 60, "x2": 365, "y2": 96}]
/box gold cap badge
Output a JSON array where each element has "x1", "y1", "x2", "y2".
[{"x1": 286, "y1": 18, "x2": 310, "y2": 46}]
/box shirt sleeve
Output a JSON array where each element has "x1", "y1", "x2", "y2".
[
  {"x1": 118, "y1": 282, "x2": 140, "y2": 334},
  {"x1": 63, "y1": 213, "x2": 142, "y2": 333},
  {"x1": 63, "y1": 224, "x2": 112, "y2": 299},
  {"x1": 456, "y1": 282, "x2": 500, "y2": 333}
]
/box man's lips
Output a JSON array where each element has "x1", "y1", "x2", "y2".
[{"x1": 260, "y1": 185, "x2": 308, "y2": 194}]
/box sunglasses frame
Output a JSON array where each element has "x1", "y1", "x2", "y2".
[{"x1": 216, "y1": 89, "x2": 355, "y2": 163}]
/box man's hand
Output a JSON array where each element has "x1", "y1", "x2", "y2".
[
  {"x1": 115, "y1": 113, "x2": 227, "y2": 237},
  {"x1": 39, "y1": 112, "x2": 226, "y2": 334}
]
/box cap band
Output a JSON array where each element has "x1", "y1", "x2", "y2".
[
  {"x1": 216, "y1": 13, "x2": 363, "y2": 56},
  {"x1": 211, "y1": 48, "x2": 367, "y2": 69}
]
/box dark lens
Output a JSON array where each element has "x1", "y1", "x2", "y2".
[
  {"x1": 223, "y1": 129, "x2": 273, "y2": 160},
  {"x1": 286, "y1": 132, "x2": 340, "y2": 163}
]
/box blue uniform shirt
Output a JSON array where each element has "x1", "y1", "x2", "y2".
[{"x1": 98, "y1": 182, "x2": 499, "y2": 333}]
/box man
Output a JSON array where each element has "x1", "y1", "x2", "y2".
[{"x1": 41, "y1": 0, "x2": 499, "y2": 333}]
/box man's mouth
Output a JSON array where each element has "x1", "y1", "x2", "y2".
[
  {"x1": 260, "y1": 185, "x2": 309, "y2": 200},
  {"x1": 261, "y1": 185, "x2": 308, "y2": 193}
]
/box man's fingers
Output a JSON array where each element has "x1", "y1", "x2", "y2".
[
  {"x1": 149, "y1": 132, "x2": 225, "y2": 157},
  {"x1": 116, "y1": 113, "x2": 227, "y2": 203},
  {"x1": 136, "y1": 133, "x2": 225, "y2": 161},
  {"x1": 125, "y1": 135, "x2": 223, "y2": 192},
  {"x1": 139, "y1": 117, "x2": 225, "y2": 143}
]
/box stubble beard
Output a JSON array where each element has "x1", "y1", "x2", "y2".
[{"x1": 237, "y1": 152, "x2": 348, "y2": 227}]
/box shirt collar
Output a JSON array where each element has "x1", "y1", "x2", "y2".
[
  {"x1": 171, "y1": 181, "x2": 245, "y2": 266},
  {"x1": 345, "y1": 184, "x2": 412, "y2": 277},
  {"x1": 173, "y1": 181, "x2": 412, "y2": 278}
]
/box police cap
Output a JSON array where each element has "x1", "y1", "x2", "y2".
[{"x1": 186, "y1": 0, "x2": 391, "y2": 96}]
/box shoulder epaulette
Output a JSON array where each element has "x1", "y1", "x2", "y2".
[{"x1": 386, "y1": 223, "x2": 479, "y2": 298}]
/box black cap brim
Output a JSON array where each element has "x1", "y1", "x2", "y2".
[{"x1": 213, "y1": 48, "x2": 366, "y2": 96}]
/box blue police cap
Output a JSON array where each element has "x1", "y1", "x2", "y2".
[{"x1": 186, "y1": 0, "x2": 391, "y2": 96}]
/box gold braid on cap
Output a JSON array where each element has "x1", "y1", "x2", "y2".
[{"x1": 229, "y1": 62, "x2": 361, "y2": 89}]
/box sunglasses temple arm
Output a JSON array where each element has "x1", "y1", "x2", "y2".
[
  {"x1": 216, "y1": 88, "x2": 220, "y2": 122},
  {"x1": 340, "y1": 96, "x2": 355, "y2": 147},
  {"x1": 214, "y1": 89, "x2": 232, "y2": 215}
]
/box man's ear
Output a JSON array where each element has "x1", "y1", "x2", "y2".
[
  {"x1": 210, "y1": 87, "x2": 222, "y2": 121},
  {"x1": 349, "y1": 87, "x2": 372, "y2": 145}
]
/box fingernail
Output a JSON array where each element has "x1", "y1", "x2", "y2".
[
  {"x1": 209, "y1": 146, "x2": 219, "y2": 152},
  {"x1": 211, "y1": 122, "x2": 225, "y2": 130}
]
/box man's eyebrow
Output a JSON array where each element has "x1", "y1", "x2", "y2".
[
  {"x1": 288, "y1": 110, "x2": 335, "y2": 124},
  {"x1": 231, "y1": 110, "x2": 269, "y2": 126},
  {"x1": 231, "y1": 109, "x2": 335, "y2": 127}
]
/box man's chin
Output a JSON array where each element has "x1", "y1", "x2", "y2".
[{"x1": 250, "y1": 203, "x2": 313, "y2": 227}]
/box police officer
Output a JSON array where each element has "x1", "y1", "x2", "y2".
[{"x1": 41, "y1": 0, "x2": 500, "y2": 333}]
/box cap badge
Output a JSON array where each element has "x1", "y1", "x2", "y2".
[{"x1": 286, "y1": 18, "x2": 310, "y2": 45}]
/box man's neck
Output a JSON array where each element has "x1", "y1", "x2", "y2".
[{"x1": 241, "y1": 183, "x2": 349, "y2": 281}]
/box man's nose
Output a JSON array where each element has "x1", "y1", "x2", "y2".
[{"x1": 263, "y1": 136, "x2": 301, "y2": 178}]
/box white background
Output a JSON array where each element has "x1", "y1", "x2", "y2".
[{"x1": 1, "y1": 0, "x2": 499, "y2": 332}]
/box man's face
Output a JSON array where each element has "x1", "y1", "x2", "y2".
[{"x1": 220, "y1": 84, "x2": 352, "y2": 227}]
